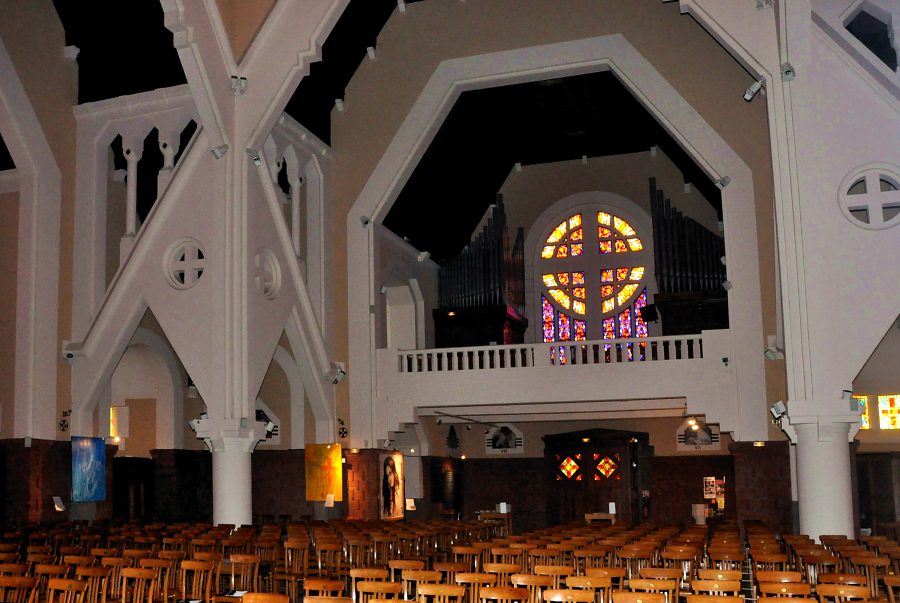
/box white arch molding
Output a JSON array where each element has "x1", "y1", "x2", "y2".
[
  {"x1": 128, "y1": 327, "x2": 185, "y2": 449},
  {"x1": 348, "y1": 34, "x2": 767, "y2": 446},
  {"x1": 271, "y1": 344, "x2": 306, "y2": 448}
]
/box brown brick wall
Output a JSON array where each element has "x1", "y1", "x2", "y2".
[
  {"x1": 649, "y1": 455, "x2": 735, "y2": 526},
  {"x1": 346, "y1": 449, "x2": 379, "y2": 520},
  {"x1": 729, "y1": 440, "x2": 793, "y2": 537}
]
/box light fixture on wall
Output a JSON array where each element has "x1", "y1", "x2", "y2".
[
  {"x1": 743, "y1": 79, "x2": 763, "y2": 102},
  {"x1": 770, "y1": 400, "x2": 786, "y2": 420},
  {"x1": 764, "y1": 346, "x2": 785, "y2": 360}
]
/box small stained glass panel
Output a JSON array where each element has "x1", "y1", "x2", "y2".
[
  {"x1": 560, "y1": 456, "x2": 579, "y2": 478},
  {"x1": 547, "y1": 221, "x2": 567, "y2": 243},
  {"x1": 614, "y1": 239, "x2": 628, "y2": 253},
  {"x1": 573, "y1": 287, "x2": 586, "y2": 299},
  {"x1": 573, "y1": 300, "x2": 586, "y2": 315},
  {"x1": 571, "y1": 243, "x2": 583, "y2": 256},
  {"x1": 574, "y1": 320, "x2": 586, "y2": 341},
  {"x1": 630, "y1": 267, "x2": 645, "y2": 281},
  {"x1": 559, "y1": 314, "x2": 571, "y2": 341},
  {"x1": 616, "y1": 268, "x2": 629, "y2": 282},
  {"x1": 601, "y1": 269, "x2": 614, "y2": 283},
  {"x1": 543, "y1": 274, "x2": 557, "y2": 287},
  {"x1": 542, "y1": 246, "x2": 556, "y2": 259},
  {"x1": 879, "y1": 395, "x2": 900, "y2": 430},
  {"x1": 573, "y1": 272, "x2": 585, "y2": 285},
  {"x1": 618, "y1": 283, "x2": 639, "y2": 306},
  {"x1": 569, "y1": 214, "x2": 583, "y2": 229},
  {"x1": 596, "y1": 456, "x2": 618, "y2": 478},
  {"x1": 542, "y1": 296, "x2": 555, "y2": 343},
  {"x1": 614, "y1": 216, "x2": 636, "y2": 236},
  {"x1": 600, "y1": 241, "x2": 612, "y2": 254},
  {"x1": 855, "y1": 395, "x2": 870, "y2": 430},
  {"x1": 598, "y1": 226, "x2": 612, "y2": 239},
  {"x1": 603, "y1": 317, "x2": 616, "y2": 340},
  {"x1": 601, "y1": 285, "x2": 614, "y2": 297},
  {"x1": 557, "y1": 272, "x2": 570, "y2": 286},
  {"x1": 598, "y1": 212, "x2": 611, "y2": 226},
  {"x1": 549, "y1": 289, "x2": 571, "y2": 309},
  {"x1": 602, "y1": 298, "x2": 615, "y2": 313},
  {"x1": 556, "y1": 246, "x2": 568, "y2": 258},
  {"x1": 571, "y1": 228, "x2": 583, "y2": 241}
]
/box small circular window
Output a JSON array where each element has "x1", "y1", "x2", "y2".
[
  {"x1": 254, "y1": 248, "x2": 282, "y2": 300},
  {"x1": 164, "y1": 238, "x2": 206, "y2": 290},
  {"x1": 838, "y1": 164, "x2": 900, "y2": 230}
]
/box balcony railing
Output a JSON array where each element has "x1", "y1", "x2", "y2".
[{"x1": 394, "y1": 334, "x2": 704, "y2": 374}]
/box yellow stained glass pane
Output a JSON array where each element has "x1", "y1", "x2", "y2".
[
  {"x1": 602, "y1": 298, "x2": 615, "y2": 313},
  {"x1": 557, "y1": 272, "x2": 570, "y2": 285},
  {"x1": 614, "y1": 239, "x2": 628, "y2": 253},
  {"x1": 614, "y1": 216, "x2": 636, "y2": 236},
  {"x1": 556, "y1": 246, "x2": 568, "y2": 258},
  {"x1": 596, "y1": 456, "x2": 618, "y2": 478},
  {"x1": 879, "y1": 395, "x2": 900, "y2": 430},
  {"x1": 630, "y1": 267, "x2": 645, "y2": 281},
  {"x1": 549, "y1": 289, "x2": 571, "y2": 309},
  {"x1": 569, "y1": 214, "x2": 582, "y2": 229},
  {"x1": 854, "y1": 395, "x2": 869, "y2": 430},
  {"x1": 573, "y1": 300, "x2": 586, "y2": 315},
  {"x1": 601, "y1": 269, "x2": 614, "y2": 283},
  {"x1": 628, "y1": 237, "x2": 643, "y2": 251},
  {"x1": 547, "y1": 221, "x2": 567, "y2": 244},
  {"x1": 542, "y1": 274, "x2": 557, "y2": 287},
  {"x1": 571, "y1": 243, "x2": 583, "y2": 256},
  {"x1": 616, "y1": 268, "x2": 629, "y2": 282},
  {"x1": 559, "y1": 456, "x2": 579, "y2": 479},
  {"x1": 573, "y1": 272, "x2": 585, "y2": 285},
  {"x1": 600, "y1": 241, "x2": 612, "y2": 254},
  {"x1": 598, "y1": 226, "x2": 612, "y2": 239},
  {"x1": 601, "y1": 285, "x2": 614, "y2": 297},
  {"x1": 573, "y1": 287, "x2": 586, "y2": 299},
  {"x1": 571, "y1": 228, "x2": 583, "y2": 241},
  {"x1": 598, "y1": 212, "x2": 611, "y2": 226},
  {"x1": 617, "y1": 283, "x2": 639, "y2": 306},
  {"x1": 541, "y1": 246, "x2": 555, "y2": 259}
]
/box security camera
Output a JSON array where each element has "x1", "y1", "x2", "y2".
[
  {"x1": 331, "y1": 369, "x2": 346, "y2": 385},
  {"x1": 743, "y1": 80, "x2": 763, "y2": 102},
  {"x1": 770, "y1": 400, "x2": 787, "y2": 420},
  {"x1": 61, "y1": 341, "x2": 83, "y2": 364}
]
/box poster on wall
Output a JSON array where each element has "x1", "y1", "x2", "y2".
[
  {"x1": 484, "y1": 424, "x2": 524, "y2": 455},
  {"x1": 305, "y1": 443, "x2": 343, "y2": 502},
  {"x1": 379, "y1": 452, "x2": 405, "y2": 520},
  {"x1": 72, "y1": 436, "x2": 106, "y2": 502}
]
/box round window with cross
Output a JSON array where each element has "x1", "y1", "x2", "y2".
[
  {"x1": 839, "y1": 164, "x2": 900, "y2": 230},
  {"x1": 164, "y1": 238, "x2": 206, "y2": 290},
  {"x1": 538, "y1": 208, "x2": 652, "y2": 357}
]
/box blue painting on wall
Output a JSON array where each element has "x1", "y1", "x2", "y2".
[{"x1": 72, "y1": 436, "x2": 106, "y2": 502}]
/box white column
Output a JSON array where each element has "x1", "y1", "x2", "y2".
[
  {"x1": 197, "y1": 418, "x2": 266, "y2": 527},
  {"x1": 124, "y1": 144, "x2": 142, "y2": 236},
  {"x1": 783, "y1": 398, "x2": 860, "y2": 540}
]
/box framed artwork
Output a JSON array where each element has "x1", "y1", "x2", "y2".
[
  {"x1": 72, "y1": 436, "x2": 106, "y2": 502},
  {"x1": 305, "y1": 443, "x2": 343, "y2": 502},
  {"x1": 484, "y1": 423, "x2": 524, "y2": 455},
  {"x1": 379, "y1": 452, "x2": 405, "y2": 520}
]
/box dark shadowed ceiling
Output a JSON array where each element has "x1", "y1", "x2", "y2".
[{"x1": 39, "y1": 0, "x2": 721, "y2": 264}]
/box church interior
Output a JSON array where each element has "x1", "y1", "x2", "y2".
[{"x1": 1, "y1": 0, "x2": 900, "y2": 589}]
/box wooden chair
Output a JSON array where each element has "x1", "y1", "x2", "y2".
[
  {"x1": 753, "y1": 553, "x2": 789, "y2": 572},
  {"x1": 388, "y1": 560, "x2": 424, "y2": 588},
  {"x1": 356, "y1": 581, "x2": 402, "y2": 603},
  {"x1": 242, "y1": 593, "x2": 289, "y2": 603},
  {"x1": 564, "y1": 575, "x2": 611, "y2": 603},
  {"x1": 510, "y1": 573, "x2": 553, "y2": 603},
  {"x1": 304, "y1": 597, "x2": 353, "y2": 603},
  {"x1": 610, "y1": 592, "x2": 665, "y2": 603},
  {"x1": 304, "y1": 578, "x2": 346, "y2": 598},
  {"x1": 884, "y1": 574, "x2": 900, "y2": 603},
  {"x1": 690, "y1": 581, "x2": 741, "y2": 597},
  {"x1": 757, "y1": 582, "x2": 812, "y2": 598},
  {"x1": 756, "y1": 572, "x2": 803, "y2": 584},
  {"x1": 844, "y1": 553, "x2": 888, "y2": 599},
  {"x1": 481, "y1": 586, "x2": 530, "y2": 603},
  {"x1": 584, "y1": 568, "x2": 625, "y2": 591},
  {"x1": 816, "y1": 574, "x2": 866, "y2": 587},
  {"x1": 0, "y1": 575, "x2": 37, "y2": 603},
  {"x1": 628, "y1": 578, "x2": 677, "y2": 603},
  {"x1": 402, "y1": 570, "x2": 442, "y2": 601},
  {"x1": 416, "y1": 584, "x2": 465, "y2": 603},
  {"x1": 0, "y1": 563, "x2": 29, "y2": 576},
  {"x1": 533, "y1": 567, "x2": 574, "y2": 590},
  {"x1": 35, "y1": 564, "x2": 70, "y2": 598},
  {"x1": 453, "y1": 548, "x2": 482, "y2": 573},
  {"x1": 47, "y1": 578, "x2": 89, "y2": 603},
  {"x1": 225, "y1": 554, "x2": 260, "y2": 593},
  {"x1": 120, "y1": 567, "x2": 156, "y2": 603},
  {"x1": 350, "y1": 569, "x2": 389, "y2": 603},
  {"x1": 484, "y1": 564, "x2": 521, "y2": 588},
  {"x1": 316, "y1": 543, "x2": 344, "y2": 579},
  {"x1": 136, "y1": 559, "x2": 170, "y2": 603},
  {"x1": 75, "y1": 566, "x2": 110, "y2": 603},
  {"x1": 695, "y1": 571, "x2": 740, "y2": 582},
  {"x1": 685, "y1": 595, "x2": 743, "y2": 603},
  {"x1": 813, "y1": 584, "x2": 870, "y2": 603},
  {"x1": 272, "y1": 539, "x2": 308, "y2": 602},
  {"x1": 541, "y1": 590, "x2": 594, "y2": 603},
  {"x1": 435, "y1": 564, "x2": 469, "y2": 589},
  {"x1": 456, "y1": 574, "x2": 497, "y2": 603},
  {"x1": 100, "y1": 558, "x2": 131, "y2": 600}
]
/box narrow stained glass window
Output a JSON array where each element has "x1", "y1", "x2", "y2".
[
  {"x1": 879, "y1": 395, "x2": 900, "y2": 430},
  {"x1": 854, "y1": 395, "x2": 869, "y2": 430}
]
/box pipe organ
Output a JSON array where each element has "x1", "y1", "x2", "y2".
[{"x1": 434, "y1": 195, "x2": 528, "y2": 347}]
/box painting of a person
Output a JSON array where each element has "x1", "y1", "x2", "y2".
[{"x1": 380, "y1": 454, "x2": 404, "y2": 519}]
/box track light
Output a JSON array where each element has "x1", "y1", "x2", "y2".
[{"x1": 770, "y1": 400, "x2": 786, "y2": 420}]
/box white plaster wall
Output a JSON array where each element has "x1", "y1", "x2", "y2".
[{"x1": 110, "y1": 345, "x2": 175, "y2": 453}]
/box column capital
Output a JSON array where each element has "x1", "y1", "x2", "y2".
[
  {"x1": 783, "y1": 397, "x2": 861, "y2": 443},
  {"x1": 194, "y1": 417, "x2": 267, "y2": 452}
]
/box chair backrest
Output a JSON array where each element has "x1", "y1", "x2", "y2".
[
  {"x1": 611, "y1": 591, "x2": 666, "y2": 603},
  {"x1": 434, "y1": 563, "x2": 469, "y2": 586},
  {"x1": 120, "y1": 567, "x2": 156, "y2": 603},
  {"x1": 483, "y1": 564, "x2": 521, "y2": 588},
  {"x1": 533, "y1": 566, "x2": 573, "y2": 590},
  {"x1": 357, "y1": 580, "x2": 403, "y2": 603},
  {"x1": 696, "y1": 570, "x2": 740, "y2": 581},
  {"x1": 0, "y1": 575, "x2": 37, "y2": 603},
  {"x1": 814, "y1": 584, "x2": 870, "y2": 603},
  {"x1": 0, "y1": 563, "x2": 29, "y2": 576},
  {"x1": 758, "y1": 582, "x2": 812, "y2": 597},
  {"x1": 816, "y1": 574, "x2": 866, "y2": 586},
  {"x1": 457, "y1": 573, "x2": 498, "y2": 603},
  {"x1": 75, "y1": 566, "x2": 110, "y2": 603},
  {"x1": 542, "y1": 589, "x2": 595, "y2": 603},
  {"x1": 690, "y1": 580, "x2": 741, "y2": 596},
  {"x1": 35, "y1": 564, "x2": 70, "y2": 595},
  {"x1": 482, "y1": 586, "x2": 530, "y2": 603},
  {"x1": 305, "y1": 578, "x2": 346, "y2": 596},
  {"x1": 584, "y1": 568, "x2": 626, "y2": 590},
  {"x1": 228, "y1": 553, "x2": 260, "y2": 592},
  {"x1": 416, "y1": 583, "x2": 465, "y2": 603},
  {"x1": 686, "y1": 595, "x2": 743, "y2": 603},
  {"x1": 179, "y1": 559, "x2": 215, "y2": 603},
  {"x1": 47, "y1": 578, "x2": 89, "y2": 603},
  {"x1": 756, "y1": 571, "x2": 803, "y2": 584},
  {"x1": 640, "y1": 569, "x2": 682, "y2": 581},
  {"x1": 510, "y1": 573, "x2": 553, "y2": 603},
  {"x1": 885, "y1": 574, "x2": 900, "y2": 603},
  {"x1": 242, "y1": 593, "x2": 289, "y2": 603}
]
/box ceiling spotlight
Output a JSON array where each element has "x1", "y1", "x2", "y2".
[
  {"x1": 687, "y1": 417, "x2": 697, "y2": 426},
  {"x1": 691, "y1": 423, "x2": 700, "y2": 431},
  {"x1": 581, "y1": 437, "x2": 590, "y2": 443}
]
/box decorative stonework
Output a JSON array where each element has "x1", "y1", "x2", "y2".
[
  {"x1": 253, "y1": 248, "x2": 282, "y2": 300},
  {"x1": 164, "y1": 238, "x2": 206, "y2": 290},
  {"x1": 839, "y1": 164, "x2": 900, "y2": 230}
]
